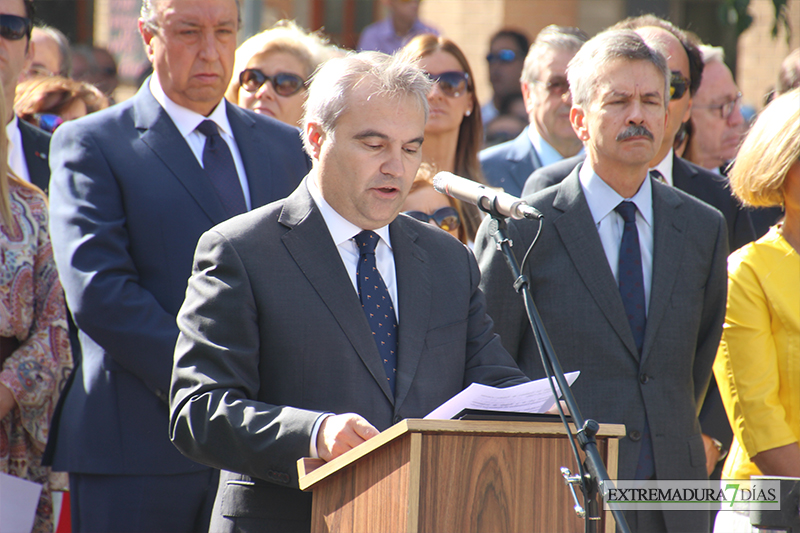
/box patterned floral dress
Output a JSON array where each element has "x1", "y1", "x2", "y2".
[{"x1": 0, "y1": 180, "x2": 72, "y2": 533}]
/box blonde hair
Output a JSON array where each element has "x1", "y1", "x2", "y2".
[
  {"x1": 728, "y1": 88, "x2": 800, "y2": 208},
  {"x1": 225, "y1": 20, "x2": 339, "y2": 105},
  {"x1": 0, "y1": 81, "x2": 11, "y2": 226}
]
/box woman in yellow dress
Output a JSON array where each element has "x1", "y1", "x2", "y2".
[{"x1": 713, "y1": 88, "x2": 800, "y2": 531}]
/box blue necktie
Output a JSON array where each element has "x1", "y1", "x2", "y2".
[
  {"x1": 196, "y1": 120, "x2": 246, "y2": 217},
  {"x1": 355, "y1": 230, "x2": 398, "y2": 396},
  {"x1": 615, "y1": 201, "x2": 654, "y2": 479}
]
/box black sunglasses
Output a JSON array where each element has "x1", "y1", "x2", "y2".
[
  {"x1": 670, "y1": 71, "x2": 689, "y2": 101},
  {"x1": 0, "y1": 14, "x2": 32, "y2": 41},
  {"x1": 239, "y1": 69, "x2": 306, "y2": 97},
  {"x1": 404, "y1": 207, "x2": 461, "y2": 232},
  {"x1": 486, "y1": 49, "x2": 517, "y2": 64},
  {"x1": 426, "y1": 71, "x2": 470, "y2": 98}
]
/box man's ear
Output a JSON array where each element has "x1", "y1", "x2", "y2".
[
  {"x1": 306, "y1": 122, "x2": 326, "y2": 160},
  {"x1": 138, "y1": 19, "x2": 155, "y2": 61},
  {"x1": 570, "y1": 106, "x2": 589, "y2": 141}
]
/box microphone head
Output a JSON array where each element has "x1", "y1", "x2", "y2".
[{"x1": 433, "y1": 171, "x2": 456, "y2": 195}]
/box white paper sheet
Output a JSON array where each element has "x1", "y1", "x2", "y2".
[
  {"x1": 424, "y1": 371, "x2": 580, "y2": 420},
  {"x1": 0, "y1": 472, "x2": 42, "y2": 533}
]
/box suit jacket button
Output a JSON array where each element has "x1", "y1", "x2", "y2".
[
  {"x1": 393, "y1": 415, "x2": 402, "y2": 424},
  {"x1": 639, "y1": 373, "x2": 650, "y2": 384},
  {"x1": 629, "y1": 430, "x2": 642, "y2": 441}
]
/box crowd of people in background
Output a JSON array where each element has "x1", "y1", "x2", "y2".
[{"x1": 1, "y1": 0, "x2": 799, "y2": 532}]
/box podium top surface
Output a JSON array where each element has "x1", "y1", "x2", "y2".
[{"x1": 297, "y1": 418, "x2": 625, "y2": 490}]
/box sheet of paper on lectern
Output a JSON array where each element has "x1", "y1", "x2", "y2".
[{"x1": 424, "y1": 371, "x2": 580, "y2": 420}]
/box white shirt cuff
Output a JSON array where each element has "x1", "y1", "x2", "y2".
[{"x1": 309, "y1": 413, "x2": 334, "y2": 458}]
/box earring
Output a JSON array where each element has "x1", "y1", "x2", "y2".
[{"x1": 465, "y1": 109, "x2": 472, "y2": 117}]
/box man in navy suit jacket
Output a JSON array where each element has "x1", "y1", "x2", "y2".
[
  {"x1": 479, "y1": 25, "x2": 587, "y2": 197},
  {"x1": 46, "y1": 1, "x2": 310, "y2": 531}
]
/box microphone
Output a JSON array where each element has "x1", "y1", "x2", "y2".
[{"x1": 433, "y1": 171, "x2": 543, "y2": 220}]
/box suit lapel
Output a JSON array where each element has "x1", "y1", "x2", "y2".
[
  {"x1": 279, "y1": 182, "x2": 395, "y2": 403},
  {"x1": 19, "y1": 120, "x2": 51, "y2": 193},
  {"x1": 640, "y1": 181, "x2": 686, "y2": 366},
  {"x1": 226, "y1": 102, "x2": 274, "y2": 208},
  {"x1": 671, "y1": 154, "x2": 697, "y2": 195},
  {"x1": 390, "y1": 219, "x2": 430, "y2": 413},
  {"x1": 132, "y1": 83, "x2": 229, "y2": 225},
  {"x1": 508, "y1": 129, "x2": 540, "y2": 193},
  {"x1": 551, "y1": 169, "x2": 641, "y2": 360}
]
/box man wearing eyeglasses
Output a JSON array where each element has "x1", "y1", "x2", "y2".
[
  {"x1": 480, "y1": 25, "x2": 585, "y2": 197},
  {"x1": 683, "y1": 45, "x2": 747, "y2": 174},
  {"x1": 480, "y1": 28, "x2": 529, "y2": 128},
  {"x1": 45, "y1": 0, "x2": 310, "y2": 531},
  {"x1": 0, "y1": 0, "x2": 50, "y2": 194}
]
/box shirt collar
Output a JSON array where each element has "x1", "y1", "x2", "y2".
[
  {"x1": 579, "y1": 161, "x2": 654, "y2": 227},
  {"x1": 528, "y1": 124, "x2": 584, "y2": 167},
  {"x1": 149, "y1": 73, "x2": 232, "y2": 138},
  {"x1": 650, "y1": 148, "x2": 674, "y2": 186},
  {"x1": 306, "y1": 172, "x2": 392, "y2": 250}
]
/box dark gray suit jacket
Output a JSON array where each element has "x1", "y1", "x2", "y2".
[
  {"x1": 170, "y1": 180, "x2": 528, "y2": 531},
  {"x1": 476, "y1": 168, "x2": 728, "y2": 533},
  {"x1": 479, "y1": 127, "x2": 542, "y2": 197},
  {"x1": 46, "y1": 81, "x2": 310, "y2": 476},
  {"x1": 523, "y1": 153, "x2": 755, "y2": 252}
]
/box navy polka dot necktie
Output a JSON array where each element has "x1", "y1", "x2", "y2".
[
  {"x1": 196, "y1": 120, "x2": 246, "y2": 217},
  {"x1": 355, "y1": 230, "x2": 398, "y2": 396},
  {"x1": 615, "y1": 200, "x2": 654, "y2": 480}
]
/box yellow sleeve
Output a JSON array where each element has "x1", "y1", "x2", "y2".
[{"x1": 714, "y1": 257, "x2": 796, "y2": 458}]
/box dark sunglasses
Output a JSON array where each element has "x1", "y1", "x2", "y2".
[
  {"x1": 486, "y1": 49, "x2": 517, "y2": 64},
  {"x1": 0, "y1": 14, "x2": 31, "y2": 41},
  {"x1": 426, "y1": 71, "x2": 470, "y2": 98},
  {"x1": 669, "y1": 71, "x2": 689, "y2": 100},
  {"x1": 239, "y1": 69, "x2": 306, "y2": 97},
  {"x1": 404, "y1": 207, "x2": 461, "y2": 232},
  {"x1": 35, "y1": 113, "x2": 64, "y2": 133},
  {"x1": 533, "y1": 77, "x2": 570, "y2": 97}
]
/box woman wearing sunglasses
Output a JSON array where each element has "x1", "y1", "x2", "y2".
[
  {"x1": 226, "y1": 20, "x2": 339, "y2": 127},
  {"x1": 400, "y1": 35, "x2": 485, "y2": 241},
  {"x1": 14, "y1": 76, "x2": 109, "y2": 133},
  {"x1": 402, "y1": 163, "x2": 468, "y2": 244}
]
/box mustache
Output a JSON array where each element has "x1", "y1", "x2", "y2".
[{"x1": 616, "y1": 124, "x2": 654, "y2": 141}]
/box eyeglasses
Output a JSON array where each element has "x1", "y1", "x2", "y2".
[
  {"x1": 0, "y1": 14, "x2": 31, "y2": 41},
  {"x1": 34, "y1": 114, "x2": 64, "y2": 133},
  {"x1": 532, "y1": 77, "x2": 570, "y2": 97},
  {"x1": 239, "y1": 69, "x2": 306, "y2": 97},
  {"x1": 486, "y1": 49, "x2": 517, "y2": 64},
  {"x1": 426, "y1": 71, "x2": 470, "y2": 98},
  {"x1": 403, "y1": 207, "x2": 461, "y2": 232},
  {"x1": 669, "y1": 71, "x2": 689, "y2": 100},
  {"x1": 695, "y1": 93, "x2": 743, "y2": 120}
]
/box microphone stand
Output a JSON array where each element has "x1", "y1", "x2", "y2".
[{"x1": 481, "y1": 197, "x2": 630, "y2": 533}]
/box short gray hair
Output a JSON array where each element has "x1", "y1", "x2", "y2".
[
  {"x1": 301, "y1": 51, "x2": 432, "y2": 155},
  {"x1": 567, "y1": 29, "x2": 669, "y2": 108},
  {"x1": 140, "y1": 0, "x2": 241, "y2": 34},
  {"x1": 521, "y1": 25, "x2": 587, "y2": 85}
]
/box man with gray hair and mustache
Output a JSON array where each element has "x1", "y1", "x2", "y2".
[{"x1": 476, "y1": 29, "x2": 728, "y2": 532}]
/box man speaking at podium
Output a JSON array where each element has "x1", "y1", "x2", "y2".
[
  {"x1": 169, "y1": 51, "x2": 528, "y2": 533},
  {"x1": 476, "y1": 30, "x2": 727, "y2": 532}
]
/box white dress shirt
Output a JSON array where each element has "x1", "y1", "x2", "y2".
[
  {"x1": 650, "y1": 147, "x2": 675, "y2": 186},
  {"x1": 579, "y1": 162, "x2": 654, "y2": 314},
  {"x1": 7, "y1": 116, "x2": 31, "y2": 183},
  {"x1": 149, "y1": 75, "x2": 252, "y2": 210}
]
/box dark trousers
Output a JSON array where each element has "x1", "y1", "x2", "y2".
[{"x1": 70, "y1": 469, "x2": 218, "y2": 533}]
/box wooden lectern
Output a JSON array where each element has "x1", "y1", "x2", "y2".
[{"x1": 298, "y1": 419, "x2": 625, "y2": 533}]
